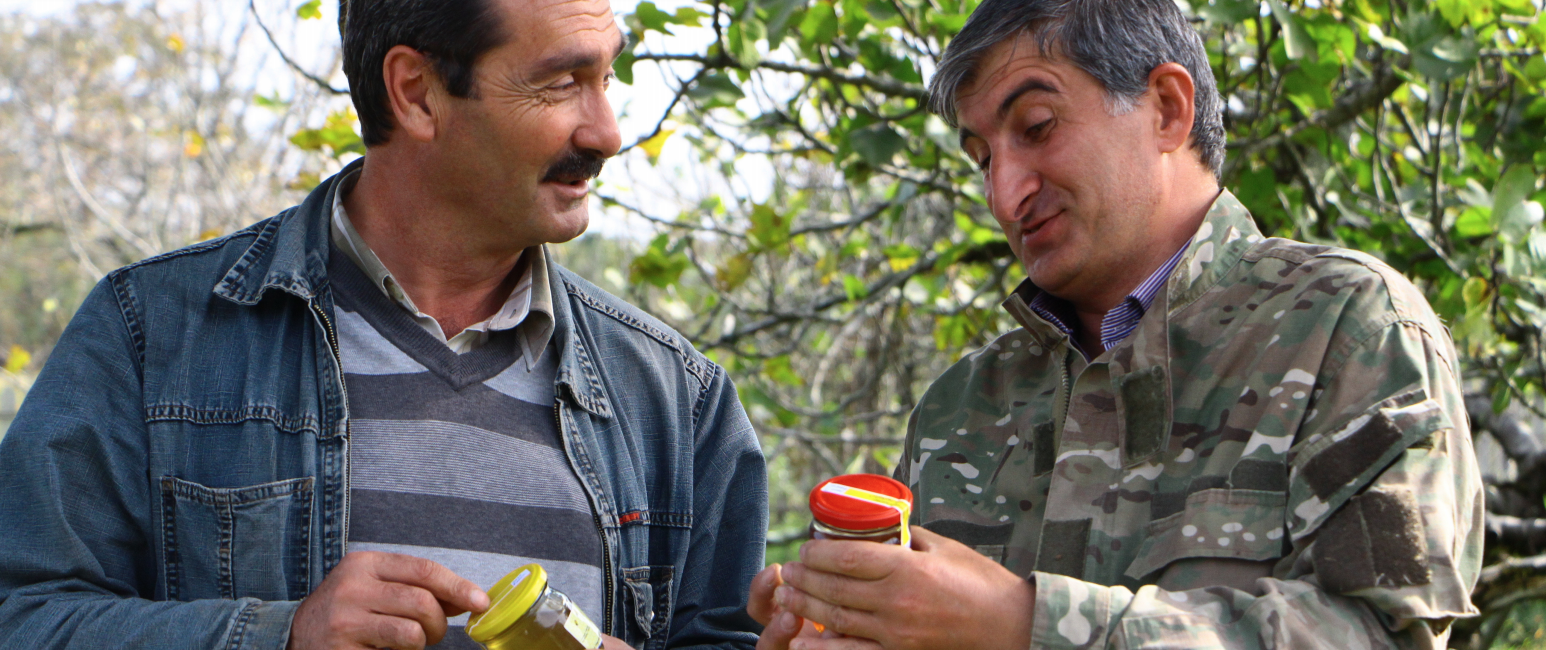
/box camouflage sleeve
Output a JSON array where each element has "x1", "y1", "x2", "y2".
[{"x1": 1027, "y1": 317, "x2": 1484, "y2": 650}]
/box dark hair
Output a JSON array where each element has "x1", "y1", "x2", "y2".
[
  {"x1": 340, "y1": 0, "x2": 508, "y2": 146},
  {"x1": 928, "y1": 0, "x2": 1225, "y2": 178}
]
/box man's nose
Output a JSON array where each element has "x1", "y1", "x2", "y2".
[
  {"x1": 988, "y1": 153, "x2": 1041, "y2": 223},
  {"x1": 575, "y1": 89, "x2": 622, "y2": 159}
]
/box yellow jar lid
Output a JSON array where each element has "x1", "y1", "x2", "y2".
[{"x1": 466, "y1": 563, "x2": 548, "y2": 643}]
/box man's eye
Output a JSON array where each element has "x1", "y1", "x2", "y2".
[
  {"x1": 976, "y1": 156, "x2": 991, "y2": 173},
  {"x1": 1026, "y1": 118, "x2": 1053, "y2": 138}
]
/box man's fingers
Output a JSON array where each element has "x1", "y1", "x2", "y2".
[
  {"x1": 788, "y1": 631, "x2": 884, "y2": 650},
  {"x1": 358, "y1": 613, "x2": 429, "y2": 650},
  {"x1": 372, "y1": 553, "x2": 489, "y2": 613},
  {"x1": 797, "y1": 540, "x2": 899, "y2": 580},
  {"x1": 755, "y1": 610, "x2": 803, "y2": 650},
  {"x1": 368, "y1": 582, "x2": 448, "y2": 646},
  {"x1": 775, "y1": 585, "x2": 879, "y2": 641},
  {"x1": 748, "y1": 563, "x2": 784, "y2": 625},
  {"x1": 780, "y1": 562, "x2": 879, "y2": 611}
]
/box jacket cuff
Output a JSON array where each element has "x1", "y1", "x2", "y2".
[
  {"x1": 222, "y1": 598, "x2": 301, "y2": 650},
  {"x1": 1029, "y1": 571, "x2": 1128, "y2": 650}
]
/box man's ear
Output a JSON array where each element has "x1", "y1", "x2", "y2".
[
  {"x1": 1147, "y1": 62, "x2": 1196, "y2": 155},
  {"x1": 382, "y1": 44, "x2": 440, "y2": 143}
]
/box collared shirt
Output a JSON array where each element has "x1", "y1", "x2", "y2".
[
  {"x1": 329, "y1": 169, "x2": 554, "y2": 366},
  {"x1": 1027, "y1": 241, "x2": 1191, "y2": 358}
]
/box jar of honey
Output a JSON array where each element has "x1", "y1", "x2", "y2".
[
  {"x1": 466, "y1": 563, "x2": 603, "y2": 650},
  {"x1": 808, "y1": 474, "x2": 914, "y2": 546}
]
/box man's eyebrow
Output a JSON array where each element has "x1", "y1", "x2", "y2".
[
  {"x1": 530, "y1": 34, "x2": 628, "y2": 80},
  {"x1": 997, "y1": 77, "x2": 1059, "y2": 117}
]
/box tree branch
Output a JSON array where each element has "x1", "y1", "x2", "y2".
[
  {"x1": 1226, "y1": 56, "x2": 1407, "y2": 176},
  {"x1": 249, "y1": 0, "x2": 348, "y2": 95},
  {"x1": 634, "y1": 53, "x2": 927, "y2": 101}
]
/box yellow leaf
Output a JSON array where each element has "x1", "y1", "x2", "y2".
[
  {"x1": 5, "y1": 345, "x2": 29, "y2": 374},
  {"x1": 42, "y1": 298, "x2": 58, "y2": 313},
  {"x1": 197, "y1": 229, "x2": 222, "y2": 241},
  {"x1": 166, "y1": 33, "x2": 185, "y2": 53},
  {"x1": 638, "y1": 128, "x2": 675, "y2": 163},
  {"x1": 183, "y1": 130, "x2": 205, "y2": 157}
]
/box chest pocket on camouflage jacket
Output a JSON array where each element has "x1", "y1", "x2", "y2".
[{"x1": 1123, "y1": 488, "x2": 1286, "y2": 591}]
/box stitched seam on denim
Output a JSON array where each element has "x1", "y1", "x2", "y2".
[
  {"x1": 160, "y1": 478, "x2": 182, "y2": 601},
  {"x1": 164, "y1": 476, "x2": 314, "y2": 505},
  {"x1": 563, "y1": 281, "x2": 712, "y2": 389},
  {"x1": 218, "y1": 495, "x2": 235, "y2": 599},
  {"x1": 109, "y1": 273, "x2": 148, "y2": 369},
  {"x1": 113, "y1": 228, "x2": 260, "y2": 276},
  {"x1": 221, "y1": 600, "x2": 259, "y2": 650},
  {"x1": 146, "y1": 404, "x2": 322, "y2": 436},
  {"x1": 615, "y1": 510, "x2": 694, "y2": 529}
]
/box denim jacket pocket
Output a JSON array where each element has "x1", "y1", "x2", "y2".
[
  {"x1": 160, "y1": 476, "x2": 314, "y2": 602},
  {"x1": 621, "y1": 565, "x2": 674, "y2": 650}
]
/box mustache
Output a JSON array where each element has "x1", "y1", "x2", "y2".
[{"x1": 541, "y1": 150, "x2": 607, "y2": 183}]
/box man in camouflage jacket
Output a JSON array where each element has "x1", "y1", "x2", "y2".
[{"x1": 748, "y1": 0, "x2": 1483, "y2": 647}]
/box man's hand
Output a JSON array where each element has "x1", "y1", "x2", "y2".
[
  {"x1": 773, "y1": 527, "x2": 1035, "y2": 650},
  {"x1": 287, "y1": 551, "x2": 489, "y2": 650},
  {"x1": 749, "y1": 563, "x2": 842, "y2": 650}
]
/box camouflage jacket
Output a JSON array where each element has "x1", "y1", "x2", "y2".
[{"x1": 897, "y1": 191, "x2": 1483, "y2": 649}]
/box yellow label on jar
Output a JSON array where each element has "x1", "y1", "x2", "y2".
[
  {"x1": 563, "y1": 606, "x2": 603, "y2": 649},
  {"x1": 818, "y1": 482, "x2": 912, "y2": 547}
]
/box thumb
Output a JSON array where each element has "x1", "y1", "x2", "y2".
[{"x1": 747, "y1": 563, "x2": 784, "y2": 625}]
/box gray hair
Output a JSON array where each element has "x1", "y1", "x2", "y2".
[{"x1": 928, "y1": 0, "x2": 1225, "y2": 178}]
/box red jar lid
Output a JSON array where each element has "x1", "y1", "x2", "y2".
[{"x1": 810, "y1": 474, "x2": 913, "y2": 532}]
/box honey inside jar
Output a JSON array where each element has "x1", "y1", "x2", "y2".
[{"x1": 466, "y1": 564, "x2": 603, "y2": 650}]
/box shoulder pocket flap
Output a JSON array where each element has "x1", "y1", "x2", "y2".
[{"x1": 1123, "y1": 488, "x2": 1285, "y2": 582}]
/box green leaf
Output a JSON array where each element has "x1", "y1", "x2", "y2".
[
  {"x1": 1198, "y1": 0, "x2": 1259, "y2": 24},
  {"x1": 1462, "y1": 276, "x2": 1490, "y2": 308},
  {"x1": 1453, "y1": 206, "x2": 1493, "y2": 238},
  {"x1": 687, "y1": 72, "x2": 745, "y2": 108},
  {"x1": 634, "y1": 2, "x2": 675, "y2": 33},
  {"x1": 763, "y1": 0, "x2": 807, "y2": 46},
  {"x1": 1494, "y1": 164, "x2": 1543, "y2": 236},
  {"x1": 296, "y1": 0, "x2": 322, "y2": 20},
  {"x1": 1491, "y1": 381, "x2": 1512, "y2": 414},
  {"x1": 764, "y1": 356, "x2": 803, "y2": 386},
  {"x1": 289, "y1": 109, "x2": 363, "y2": 159},
  {"x1": 1267, "y1": 0, "x2": 1317, "y2": 61},
  {"x1": 1413, "y1": 35, "x2": 1478, "y2": 80},
  {"x1": 718, "y1": 253, "x2": 755, "y2": 291},
  {"x1": 749, "y1": 203, "x2": 792, "y2": 250},
  {"x1": 842, "y1": 274, "x2": 869, "y2": 300},
  {"x1": 628, "y1": 234, "x2": 691, "y2": 288},
  {"x1": 847, "y1": 123, "x2": 906, "y2": 166},
  {"x1": 613, "y1": 46, "x2": 637, "y2": 85},
  {"x1": 727, "y1": 16, "x2": 767, "y2": 67},
  {"x1": 253, "y1": 92, "x2": 289, "y2": 109},
  {"x1": 800, "y1": 1, "x2": 839, "y2": 44}
]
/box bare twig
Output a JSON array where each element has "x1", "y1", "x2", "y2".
[{"x1": 248, "y1": 0, "x2": 348, "y2": 95}]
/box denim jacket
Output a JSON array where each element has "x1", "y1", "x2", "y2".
[{"x1": 0, "y1": 162, "x2": 768, "y2": 650}]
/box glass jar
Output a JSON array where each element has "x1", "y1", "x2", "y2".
[
  {"x1": 808, "y1": 474, "x2": 914, "y2": 546},
  {"x1": 466, "y1": 564, "x2": 603, "y2": 650}
]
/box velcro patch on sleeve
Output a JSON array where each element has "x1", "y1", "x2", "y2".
[
  {"x1": 1312, "y1": 488, "x2": 1431, "y2": 593},
  {"x1": 1301, "y1": 411, "x2": 1403, "y2": 499}
]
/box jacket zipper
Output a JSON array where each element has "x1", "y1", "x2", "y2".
[
  {"x1": 555, "y1": 401, "x2": 615, "y2": 633},
  {"x1": 310, "y1": 299, "x2": 352, "y2": 556}
]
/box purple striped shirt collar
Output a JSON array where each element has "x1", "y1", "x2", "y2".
[{"x1": 1027, "y1": 241, "x2": 1191, "y2": 358}]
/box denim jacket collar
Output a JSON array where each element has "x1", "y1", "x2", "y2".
[{"x1": 213, "y1": 161, "x2": 354, "y2": 305}]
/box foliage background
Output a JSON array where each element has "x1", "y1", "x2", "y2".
[{"x1": 1, "y1": 0, "x2": 1545, "y2": 646}]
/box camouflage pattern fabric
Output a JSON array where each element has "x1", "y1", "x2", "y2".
[{"x1": 896, "y1": 190, "x2": 1483, "y2": 649}]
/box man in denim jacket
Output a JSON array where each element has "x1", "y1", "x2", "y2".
[{"x1": 0, "y1": 1, "x2": 766, "y2": 649}]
